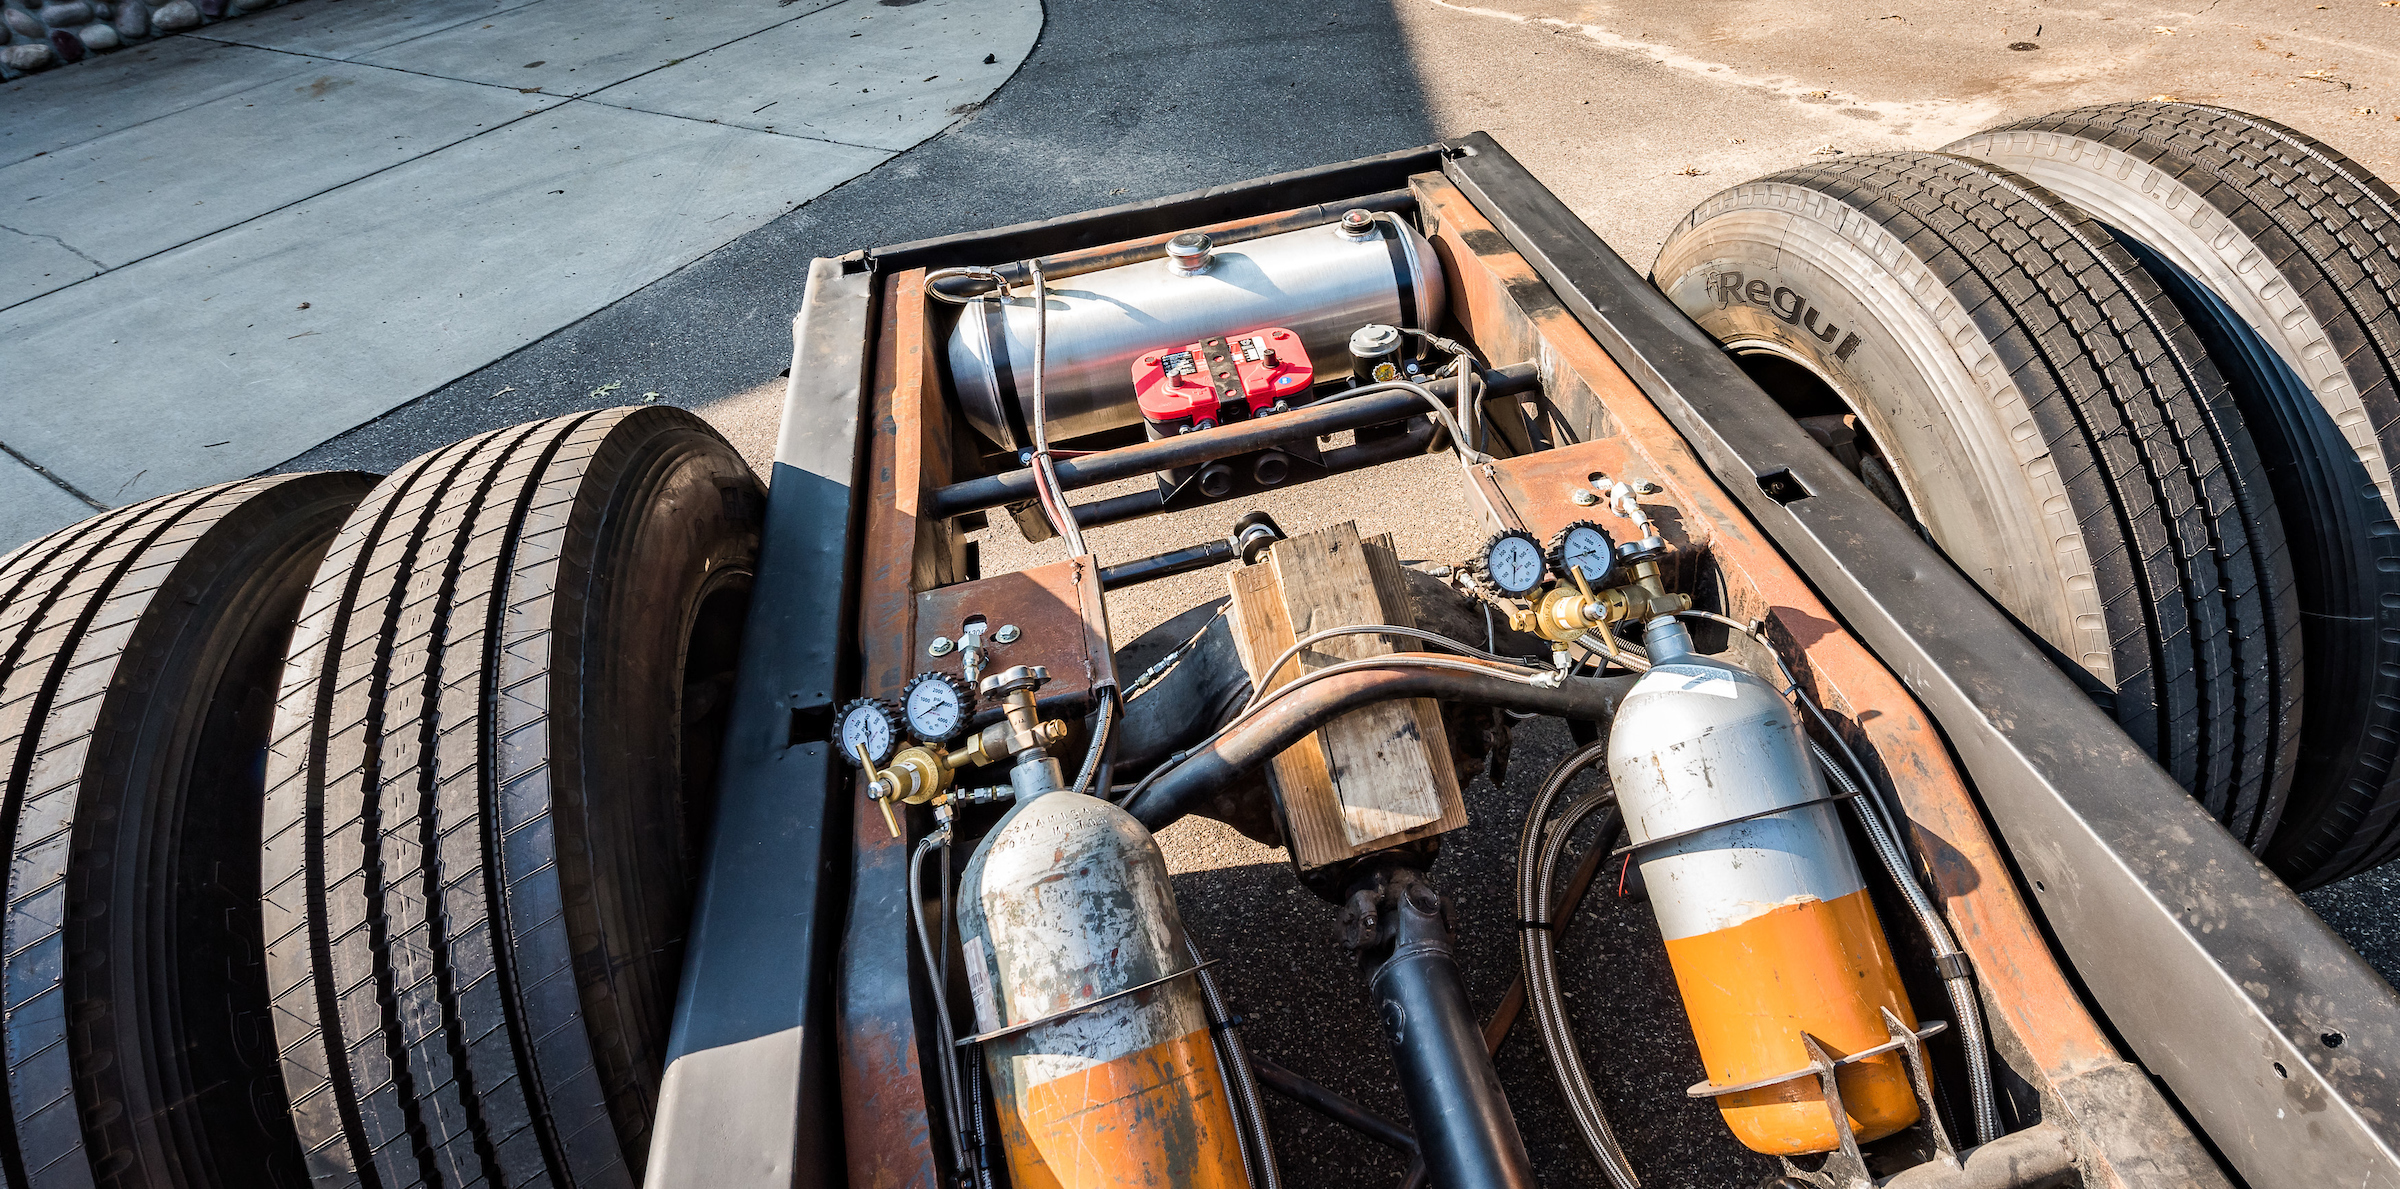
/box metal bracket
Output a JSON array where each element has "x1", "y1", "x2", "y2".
[{"x1": 1770, "y1": 1008, "x2": 1959, "y2": 1189}]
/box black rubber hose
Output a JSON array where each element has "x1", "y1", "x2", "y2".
[{"x1": 1126, "y1": 667, "x2": 1637, "y2": 831}]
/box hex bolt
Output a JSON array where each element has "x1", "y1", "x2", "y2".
[
  {"x1": 1570, "y1": 488, "x2": 1601, "y2": 507},
  {"x1": 1632, "y1": 479, "x2": 1661, "y2": 495},
  {"x1": 993, "y1": 624, "x2": 1022, "y2": 645},
  {"x1": 928, "y1": 636, "x2": 956, "y2": 657}
]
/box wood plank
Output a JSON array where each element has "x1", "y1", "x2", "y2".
[{"x1": 1224, "y1": 523, "x2": 1465, "y2": 868}]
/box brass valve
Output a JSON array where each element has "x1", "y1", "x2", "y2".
[
  {"x1": 859, "y1": 665, "x2": 1070, "y2": 837},
  {"x1": 1508, "y1": 558, "x2": 1692, "y2": 644}
]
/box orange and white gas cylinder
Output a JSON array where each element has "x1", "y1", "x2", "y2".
[
  {"x1": 1607, "y1": 623, "x2": 1920, "y2": 1155},
  {"x1": 956, "y1": 784, "x2": 1249, "y2": 1189}
]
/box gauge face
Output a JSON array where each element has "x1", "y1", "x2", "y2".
[
  {"x1": 904, "y1": 675, "x2": 969, "y2": 743},
  {"x1": 1483, "y1": 532, "x2": 1548, "y2": 596},
  {"x1": 838, "y1": 702, "x2": 899, "y2": 766},
  {"x1": 1557, "y1": 524, "x2": 1615, "y2": 586}
]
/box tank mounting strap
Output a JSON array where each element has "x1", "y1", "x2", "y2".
[
  {"x1": 953, "y1": 959, "x2": 1220, "y2": 1047},
  {"x1": 1612, "y1": 785, "x2": 1864, "y2": 859},
  {"x1": 1686, "y1": 1018, "x2": 1949, "y2": 1099}
]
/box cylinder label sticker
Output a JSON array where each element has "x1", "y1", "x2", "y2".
[{"x1": 964, "y1": 935, "x2": 1000, "y2": 1032}]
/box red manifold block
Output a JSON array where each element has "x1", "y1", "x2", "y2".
[{"x1": 1132, "y1": 327, "x2": 1315, "y2": 431}]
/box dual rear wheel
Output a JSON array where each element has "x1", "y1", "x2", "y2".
[{"x1": 1654, "y1": 102, "x2": 2400, "y2": 888}]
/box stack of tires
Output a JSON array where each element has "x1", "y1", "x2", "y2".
[
  {"x1": 0, "y1": 407, "x2": 759, "y2": 1187},
  {"x1": 1651, "y1": 102, "x2": 2400, "y2": 889}
]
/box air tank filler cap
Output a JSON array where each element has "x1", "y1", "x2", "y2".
[
  {"x1": 1165, "y1": 232, "x2": 1215, "y2": 276},
  {"x1": 1336, "y1": 208, "x2": 1378, "y2": 239}
]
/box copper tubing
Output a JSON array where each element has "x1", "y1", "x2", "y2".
[{"x1": 1124, "y1": 664, "x2": 1636, "y2": 831}]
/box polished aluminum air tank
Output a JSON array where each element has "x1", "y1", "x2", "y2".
[
  {"x1": 956, "y1": 789, "x2": 1249, "y2": 1188},
  {"x1": 947, "y1": 212, "x2": 1447, "y2": 448},
  {"x1": 1606, "y1": 643, "x2": 1920, "y2": 1156}
]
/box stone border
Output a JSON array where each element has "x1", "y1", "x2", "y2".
[{"x1": 2, "y1": 0, "x2": 276, "y2": 78}]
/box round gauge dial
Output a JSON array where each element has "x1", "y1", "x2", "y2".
[
  {"x1": 835, "y1": 698, "x2": 902, "y2": 768},
  {"x1": 1475, "y1": 530, "x2": 1549, "y2": 597},
  {"x1": 1548, "y1": 521, "x2": 1618, "y2": 588},
  {"x1": 902, "y1": 672, "x2": 975, "y2": 744}
]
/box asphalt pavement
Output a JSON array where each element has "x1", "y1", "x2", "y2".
[{"x1": 56, "y1": 0, "x2": 2400, "y2": 1184}]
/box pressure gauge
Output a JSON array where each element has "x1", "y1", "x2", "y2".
[
  {"x1": 901, "y1": 672, "x2": 976, "y2": 744},
  {"x1": 1473, "y1": 530, "x2": 1549, "y2": 597},
  {"x1": 835, "y1": 698, "x2": 902, "y2": 768},
  {"x1": 1547, "y1": 520, "x2": 1618, "y2": 588}
]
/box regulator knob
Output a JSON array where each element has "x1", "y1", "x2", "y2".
[
  {"x1": 834, "y1": 698, "x2": 903, "y2": 769},
  {"x1": 978, "y1": 664, "x2": 1051, "y2": 700},
  {"x1": 1471, "y1": 530, "x2": 1549, "y2": 598},
  {"x1": 901, "y1": 671, "x2": 977, "y2": 745}
]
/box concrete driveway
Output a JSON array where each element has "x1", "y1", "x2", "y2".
[{"x1": 0, "y1": 0, "x2": 1039, "y2": 545}]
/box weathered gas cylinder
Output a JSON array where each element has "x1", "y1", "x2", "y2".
[
  {"x1": 956, "y1": 786, "x2": 1248, "y2": 1188},
  {"x1": 1606, "y1": 624, "x2": 1920, "y2": 1155}
]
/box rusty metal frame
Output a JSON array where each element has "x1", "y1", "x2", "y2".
[{"x1": 673, "y1": 133, "x2": 2400, "y2": 1189}]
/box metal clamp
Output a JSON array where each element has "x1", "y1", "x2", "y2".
[
  {"x1": 1612, "y1": 784, "x2": 1865, "y2": 859},
  {"x1": 1687, "y1": 1017, "x2": 1948, "y2": 1099},
  {"x1": 954, "y1": 959, "x2": 1220, "y2": 1047}
]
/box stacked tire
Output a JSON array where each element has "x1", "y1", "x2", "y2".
[
  {"x1": 0, "y1": 406, "x2": 760, "y2": 1186},
  {"x1": 1656, "y1": 102, "x2": 2400, "y2": 888}
]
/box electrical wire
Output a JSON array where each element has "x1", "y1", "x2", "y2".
[
  {"x1": 1670, "y1": 610, "x2": 2004, "y2": 1146},
  {"x1": 1245, "y1": 623, "x2": 1544, "y2": 708},
  {"x1": 909, "y1": 825, "x2": 973, "y2": 1177},
  {"x1": 1515, "y1": 742, "x2": 1641, "y2": 1188}
]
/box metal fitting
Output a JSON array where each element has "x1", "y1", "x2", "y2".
[
  {"x1": 1337, "y1": 208, "x2": 1379, "y2": 239},
  {"x1": 993, "y1": 623, "x2": 1022, "y2": 645},
  {"x1": 928, "y1": 636, "x2": 956, "y2": 657},
  {"x1": 1166, "y1": 231, "x2": 1215, "y2": 276},
  {"x1": 1570, "y1": 488, "x2": 1600, "y2": 507}
]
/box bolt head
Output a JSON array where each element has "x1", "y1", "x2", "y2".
[
  {"x1": 993, "y1": 624, "x2": 1021, "y2": 644},
  {"x1": 928, "y1": 636, "x2": 955, "y2": 656},
  {"x1": 1570, "y1": 488, "x2": 1600, "y2": 507},
  {"x1": 1633, "y1": 479, "x2": 1661, "y2": 495}
]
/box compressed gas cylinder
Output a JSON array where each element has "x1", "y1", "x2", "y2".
[
  {"x1": 1606, "y1": 653, "x2": 1920, "y2": 1155},
  {"x1": 957, "y1": 789, "x2": 1248, "y2": 1189}
]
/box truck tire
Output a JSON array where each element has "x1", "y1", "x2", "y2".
[
  {"x1": 1652, "y1": 151, "x2": 2301, "y2": 852},
  {"x1": 1949, "y1": 103, "x2": 2400, "y2": 886},
  {"x1": 0, "y1": 471, "x2": 373, "y2": 1189},
  {"x1": 262, "y1": 407, "x2": 760, "y2": 1189}
]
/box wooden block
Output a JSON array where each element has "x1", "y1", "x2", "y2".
[{"x1": 1225, "y1": 523, "x2": 1467, "y2": 868}]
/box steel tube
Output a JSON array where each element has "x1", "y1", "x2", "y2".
[
  {"x1": 931, "y1": 365, "x2": 1538, "y2": 520},
  {"x1": 1251, "y1": 1055, "x2": 1417, "y2": 1153},
  {"x1": 1125, "y1": 664, "x2": 1635, "y2": 831},
  {"x1": 1098, "y1": 540, "x2": 1236, "y2": 590},
  {"x1": 1363, "y1": 870, "x2": 1536, "y2": 1189}
]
